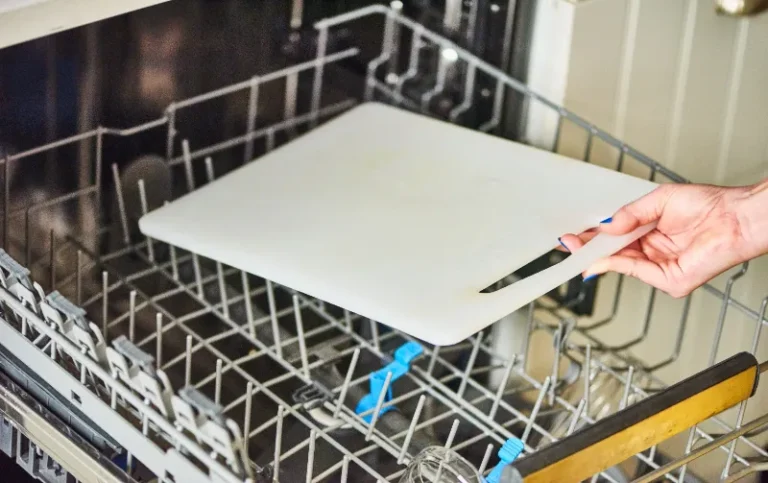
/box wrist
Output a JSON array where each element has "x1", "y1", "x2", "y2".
[{"x1": 735, "y1": 178, "x2": 768, "y2": 259}]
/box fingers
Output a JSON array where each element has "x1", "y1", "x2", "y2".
[
  {"x1": 557, "y1": 232, "x2": 641, "y2": 254},
  {"x1": 599, "y1": 184, "x2": 676, "y2": 236},
  {"x1": 583, "y1": 254, "x2": 668, "y2": 289}
]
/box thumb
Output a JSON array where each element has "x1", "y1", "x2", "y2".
[{"x1": 600, "y1": 184, "x2": 674, "y2": 235}]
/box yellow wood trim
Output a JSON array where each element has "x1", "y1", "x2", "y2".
[{"x1": 524, "y1": 366, "x2": 757, "y2": 483}]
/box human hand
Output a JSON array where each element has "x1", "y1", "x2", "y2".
[{"x1": 558, "y1": 179, "x2": 768, "y2": 298}]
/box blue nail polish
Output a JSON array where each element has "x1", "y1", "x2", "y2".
[
  {"x1": 600, "y1": 217, "x2": 613, "y2": 224},
  {"x1": 583, "y1": 274, "x2": 598, "y2": 282},
  {"x1": 558, "y1": 237, "x2": 570, "y2": 252}
]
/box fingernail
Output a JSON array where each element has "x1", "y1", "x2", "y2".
[
  {"x1": 583, "y1": 274, "x2": 598, "y2": 282},
  {"x1": 558, "y1": 237, "x2": 570, "y2": 252},
  {"x1": 600, "y1": 217, "x2": 613, "y2": 224}
]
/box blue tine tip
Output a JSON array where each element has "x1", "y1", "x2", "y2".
[{"x1": 487, "y1": 438, "x2": 524, "y2": 483}]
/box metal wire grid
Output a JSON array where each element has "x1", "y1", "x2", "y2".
[{"x1": 0, "y1": 4, "x2": 767, "y2": 483}]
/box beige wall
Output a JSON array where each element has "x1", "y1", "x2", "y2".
[{"x1": 526, "y1": 0, "x2": 768, "y2": 480}]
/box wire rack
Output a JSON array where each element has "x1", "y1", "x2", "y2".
[{"x1": 1, "y1": 4, "x2": 768, "y2": 483}]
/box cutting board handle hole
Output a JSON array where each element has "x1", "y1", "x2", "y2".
[{"x1": 480, "y1": 249, "x2": 571, "y2": 293}]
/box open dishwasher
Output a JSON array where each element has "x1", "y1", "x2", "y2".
[{"x1": 1, "y1": 2, "x2": 768, "y2": 482}]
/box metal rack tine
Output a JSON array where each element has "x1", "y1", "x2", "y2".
[
  {"x1": 364, "y1": 9, "x2": 396, "y2": 101},
  {"x1": 244, "y1": 77, "x2": 260, "y2": 163},
  {"x1": 267, "y1": 279, "x2": 283, "y2": 357},
  {"x1": 111, "y1": 163, "x2": 130, "y2": 245},
  {"x1": 584, "y1": 344, "x2": 592, "y2": 415},
  {"x1": 266, "y1": 128, "x2": 276, "y2": 152},
  {"x1": 284, "y1": 72, "x2": 299, "y2": 139},
  {"x1": 49, "y1": 230, "x2": 55, "y2": 290},
  {"x1": 306, "y1": 429, "x2": 317, "y2": 483},
  {"x1": 449, "y1": 62, "x2": 476, "y2": 122},
  {"x1": 180, "y1": 140, "x2": 205, "y2": 297},
  {"x1": 647, "y1": 294, "x2": 692, "y2": 372},
  {"x1": 334, "y1": 347, "x2": 361, "y2": 419},
  {"x1": 521, "y1": 376, "x2": 550, "y2": 446},
  {"x1": 365, "y1": 370, "x2": 393, "y2": 441},
  {"x1": 369, "y1": 319, "x2": 380, "y2": 351},
  {"x1": 182, "y1": 139, "x2": 196, "y2": 191},
  {"x1": 751, "y1": 295, "x2": 768, "y2": 353},
  {"x1": 420, "y1": 49, "x2": 450, "y2": 113},
  {"x1": 164, "y1": 203, "x2": 180, "y2": 281},
  {"x1": 550, "y1": 323, "x2": 565, "y2": 406},
  {"x1": 217, "y1": 261, "x2": 229, "y2": 319},
  {"x1": 458, "y1": 332, "x2": 483, "y2": 398},
  {"x1": 126, "y1": 290, "x2": 136, "y2": 342},
  {"x1": 567, "y1": 399, "x2": 586, "y2": 436},
  {"x1": 273, "y1": 406, "x2": 285, "y2": 482},
  {"x1": 581, "y1": 275, "x2": 624, "y2": 331},
  {"x1": 310, "y1": 28, "x2": 327, "y2": 129},
  {"x1": 522, "y1": 302, "x2": 535, "y2": 365},
  {"x1": 394, "y1": 26, "x2": 423, "y2": 104},
  {"x1": 398, "y1": 394, "x2": 426, "y2": 464},
  {"x1": 678, "y1": 426, "x2": 699, "y2": 481},
  {"x1": 215, "y1": 358, "x2": 223, "y2": 405},
  {"x1": 192, "y1": 250, "x2": 204, "y2": 298},
  {"x1": 199, "y1": 159, "x2": 231, "y2": 319},
  {"x1": 243, "y1": 381, "x2": 253, "y2": 457},
  {"x1": 478, "y1": 80, "x2": 504, "y2": 132},
  {"x1": 137, "y1": 179, "x2": 154, "y2": 261},
  {"x1": 445, "y1": 419, "x2": 460, "y2": 449},
  {"x1": 340, "y1": 455, "x2": 350, "y2": 483},
  {"x1": 75, "y1": 249, "x2": 83, "y2": 303},
  {"x1": 478, "y1": 443, "x2": 494, "y2": 475},
  {"x1": 156, "y1": 312, "x2": 163, "y2": 367},
  {"x1": 709, "y1": 262, "x2": 749, "y2": 366},
  {"x1": 293, "y1": 295, "x2": 310, "y2": 378},
  {"x1": 185, "y1": 334, "x2": 193, "y2": 386},
  {"x1": 427, "y1": 346, "x2": 440, "y2": 375},
  {"x1": 241, "y1": 271, "x2": 255, "y2": 337},
  {"x1": 434, "y1": 419, "x2": 461, "y2": 481},
  {"x1": 489, "y1": 358, "x2": 514, "y2": 419},
  {"x1": 607, "y1": 287, "x2": 657, "y2": 353},
  {"x1": 723, "y1": 293, "x2": 768, "y2": 477},
  {"x1": 2, "y1": 155, "x2": 8, "y2": 250},
  {"x1": 204, "y1": 156, "x2": 215, "y2": 183},
  {"x1": 101, "y1": 270, "x2": 109, "y2": 336},
  {"x1": 620, "y1": 366, "x2": 634, "y2": 410}
]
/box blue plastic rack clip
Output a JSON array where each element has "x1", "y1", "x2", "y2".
[
  {"x1": 355, "y1": 341, "x2": 423, "y2": 423},
  {"x1": 486, "y1": 437, "x2": 524, "y2": 483}
]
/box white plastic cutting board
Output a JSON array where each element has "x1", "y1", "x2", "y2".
[{"x1": 139, "y1": 102, "x2": 658, "y2": 345}]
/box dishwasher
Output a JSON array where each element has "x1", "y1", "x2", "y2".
[{"x1": 0, "y1": 1, "x2": 767, "y2": 482}]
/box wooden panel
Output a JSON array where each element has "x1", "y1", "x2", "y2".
[{"x1": 513, "y1": 353, "x2": 757, "y2": 482}]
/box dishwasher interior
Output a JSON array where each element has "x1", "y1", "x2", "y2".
[{"x1": 1, "y1": 1, "x2": 768, "y2": 482}]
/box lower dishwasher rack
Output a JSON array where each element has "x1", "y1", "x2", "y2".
[{"x1": 1, "y1": 4, "x2": 768, "y2": 483}]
